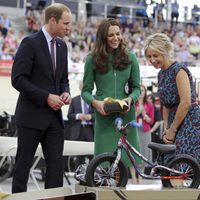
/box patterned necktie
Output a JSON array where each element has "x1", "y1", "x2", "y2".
[{"x1": 51, "y1": 38, "x2": 56, "y2": 72}]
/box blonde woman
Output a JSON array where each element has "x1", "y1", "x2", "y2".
[{"x1": 144, "y1": 33, "x2": 200, "y2": 164}]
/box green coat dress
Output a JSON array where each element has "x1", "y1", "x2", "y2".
[{"x1": 81, "y1": 51, "x2": 141, "y2": 166}]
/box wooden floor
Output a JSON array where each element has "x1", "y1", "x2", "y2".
[{"x1": 75, "y1": 184, "x2": 200, "y2": 200}]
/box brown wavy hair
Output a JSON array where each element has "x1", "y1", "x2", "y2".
[{"x1": 92, "y1": 18, "x2": 131, "y2": 73}]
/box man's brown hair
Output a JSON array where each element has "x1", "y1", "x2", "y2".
[{"x1": 45, "y1": 3, "x2": 71, "y2": 23}]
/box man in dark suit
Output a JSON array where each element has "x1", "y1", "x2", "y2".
[
  {"x1": 67, "y1": 80, "x2": 94, "y2": 142},
  {"x1": 67, "y1": 81, "x2": 94, "y2": 171},
  {"x1": 11, "y1": 3, "x2": 72, "y2": 193}
]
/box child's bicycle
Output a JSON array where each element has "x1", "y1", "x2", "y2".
[{"x1": 76, "y1": 117, "x2": 200, "y2": 188}]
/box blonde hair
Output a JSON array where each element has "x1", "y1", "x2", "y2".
[{"x1": 144, "y1": 33, "x2": 174, "y2": 60}]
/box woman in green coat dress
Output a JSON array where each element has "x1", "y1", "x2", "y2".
[{"x1": 81, "y1": 18, "x2": 141, "y2": 182}]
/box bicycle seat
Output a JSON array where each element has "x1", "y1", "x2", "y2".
[{"x1": 148, "y1": 142, "x2": 176, "y2": 154}]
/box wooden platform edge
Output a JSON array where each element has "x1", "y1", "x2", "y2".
[
  {"x1": 75, "y1": 184, "x2": 200, "y2": 200},
  {"x1": 1, "y1": 187, "x2": 72, "y2": 200}
]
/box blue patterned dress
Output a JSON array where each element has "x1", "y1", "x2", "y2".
[{"x1": 158, "y1": 62, "x2": 200, "y2": 163}]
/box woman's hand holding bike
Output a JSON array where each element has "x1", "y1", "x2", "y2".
[{"x1": 162, "y1": 128, "x2": 176, "y2": 144}]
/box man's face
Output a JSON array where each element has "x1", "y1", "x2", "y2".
[{"x1": 55, "y1": 11, "x2": 72, "y2": 38}]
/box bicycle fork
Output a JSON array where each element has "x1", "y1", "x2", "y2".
[{"x1": 109, "y1": 148, "x2": 122, "y2": 177}]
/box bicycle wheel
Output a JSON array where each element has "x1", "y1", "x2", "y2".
[
  {"x1": 0, "y1": 156, "x2": 14, "y2": 182},
  {"x1": 67, "y1": 155, "x2": 92, "y2": 173},
  {"x1": 161, "y1": 154, "x2": 200, "y2": 188},
  {"x1": 85, "y1": 153, "x2": 128, "y2": 187}
]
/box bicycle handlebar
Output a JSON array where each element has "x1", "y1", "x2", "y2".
[
  {"x1": 115, "y1": 117, "x2": 123, "y2": 129},
  {"x1": 130, "y1": 120, "x2": 142, "y2": 129},
  {"x1": 115, "y1": 117, "x2": 142, "y2": 131}
]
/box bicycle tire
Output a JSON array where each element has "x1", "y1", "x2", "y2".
[
  {"x1": 67, "y1": 156, "x2": 82, "y2": 173},
  {"x1": 0, "y1": 156, "x2": 14, "y2": 182},
  {"x1": 67, "y1": 155, "x2": 93, "y2": 173},
  {"x1": 161, "y1": 154, "x2": 200, "y2": 188},
  {"x1": 85, "y1": 153, "x2": 128, "y2": 187}
]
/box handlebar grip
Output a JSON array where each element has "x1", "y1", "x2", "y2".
[
  {"x1": 130, "y1": 120, "x2": 142, "y2": 129},
  {"x1": 115, "y1": 117, "x2": 123, "y2": 129}
]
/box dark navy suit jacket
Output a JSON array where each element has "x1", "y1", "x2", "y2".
[
  {"x1": 12, "y1": 30, "x2": 70, "y2": 130},
  {"x1": 67, "y1": 95, "x2": 94, "y2": 140}
]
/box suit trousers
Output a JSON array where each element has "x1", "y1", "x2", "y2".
[
  {"x1": 12, "y1": 112, "x2": 64, "y2": 193},
  {"x1": 79, "y1": 125, "x2": 94, "y2": 142}
]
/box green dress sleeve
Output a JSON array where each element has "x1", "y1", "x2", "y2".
[
  {"x1": 81, "y1": 54, "x2": 95, "y2": 105},
  {"x1": 128, "y1": 52, "x2": 141, "y2": 103}
]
